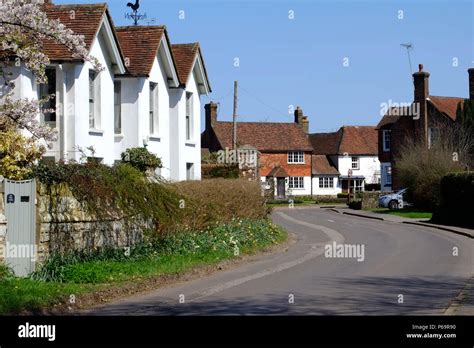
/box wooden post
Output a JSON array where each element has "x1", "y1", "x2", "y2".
[{"x1": 232, "y1": 81, "x2": 238, "y2": 150}]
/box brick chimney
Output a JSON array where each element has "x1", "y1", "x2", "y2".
[
  {"x1": 294, "y1": 106, "x2": 309, "y2": 134},
  {"x1": 294, "y1": 106, "x2": 304, "y2": 124},
  {"x1": 469, "y1": 68, "x2": 474, "y2": 100},
  {"x1": 413, "y1": 64, "x2": 430, "y2": 144},
  {"x1": 205, "y1": 102, "x2": 218, "y2": 131}
]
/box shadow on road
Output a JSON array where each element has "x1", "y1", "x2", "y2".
[{"x1": 89, "y1": 275, "x2": 468, "y2": 315}]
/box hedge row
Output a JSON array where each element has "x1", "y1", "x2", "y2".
[{"x1": 432, "y1": 172, "x2": 474, "y2": 228}]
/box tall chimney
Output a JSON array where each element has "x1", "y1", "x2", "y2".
[
  {"x1": 469, "y1": 68, "x2": 474, "y2": 100},
  {"x1": 413, "y1": 64, "x2": 430, "y2": 144},
  {"x1": 294, "y1": 106, "x2": 304, "y2": 125},
  {"x1": 205, "y1": 102, "x2": 218, "y2": 131},
  {"x1": 302, "y1": 117, "x2": 309, "y2": 134}
]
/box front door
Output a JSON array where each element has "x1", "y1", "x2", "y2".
[{"x1": 276, "y1": 178, "x2": 285, "y2": 199}]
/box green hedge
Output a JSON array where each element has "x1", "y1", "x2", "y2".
[{"x1": 433, "y1": 172, "x2": 474, "y2": 228}]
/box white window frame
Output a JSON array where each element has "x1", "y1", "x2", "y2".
[
  {"x1": 186, "y1": 92, "x2": 193, "y2": 141},
  {"x1": 114, "y1": 80, "x2": 121, "y2": 134},
  {"x1": 39, "y1": 67, "x2": 57, "y2": 128},
  {"x1": 149, "y1": 82, "x2": 158, "y2": 135},
  {"x1": 382, "y1": 130, "x2": 391, "y2": 152},
  {"x1": 288, "y1": 176, "x2": 304, "y2": 189},
  {"x1": 89, "y1": 70, "x2": 101, "y2": 130},
  {"x1": 351, "y1": 156, "x2": 360, "y2": 170},
  {"x1": 353, "y1": 179, "x2": 364, "y2": 192},
  {"x1": 287, "y1": 151, "x2": 305, "y2": 164},
  {"x1": 318, "y1": 177, "x2": 334, "y2": 189}
]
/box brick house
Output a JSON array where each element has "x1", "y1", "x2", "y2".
[
  {"x1": 309, "y1": 126, "x2": 380, "y2": 196},
  {"x1": 201, "y1": 103, "x2": 313, "y2": 198},
  {"x1": 376, "y1": 65, "x2": 471, "y2": 192}
]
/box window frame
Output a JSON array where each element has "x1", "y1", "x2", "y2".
[
  {"x1": 351, "y1": 156, "x2": 360, "y2": 170},
  {"x1": 149, "y1": 82, "x2": 158, "y2": 135},
  {"x1": 186, "y1": 162, "x2": 194, "y2": 180},
  {"x1": 287, "y1": 151, "x2": 305, "y2": 164},
  {"x1": 382, "y1": 129, "x2": 391, "y2": 152},
  {"x1": 114, "y1": 80, "x2": 122, "y2": 134},
  {"x1": 319, "y1": 177, "x2": 334, "y2": 189},
  {"x1": 39, "y1": 67, "x2": 57, "y2": 128},
  {"x1": 186, "y1": 92, "x2": 193, "y2": 141},
  {"x1": 89, "y1": 70, "x2": 101, "y2": 129},
  {"x1": 288, "y1": 176, "x2": 304, "y2": 189}
]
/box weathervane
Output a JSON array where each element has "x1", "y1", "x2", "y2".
[{"x1": 125, "y1": 0, "x2": 147, "y2": 26}]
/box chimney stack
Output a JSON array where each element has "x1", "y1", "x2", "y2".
[
  {"x1": 413, "y1": 64, "x2": 430, "y2": 144},
  {"x1": 294, "y1": 106, "x2": 304, "y2": 125},
  {"x1": 469, "y1": 68, "x2": 474, "y2": 100},
  {"x1": 294, "y1": 106, "x2": 309, "y2": 134},
  {"x1": 205, "y1": 102, "x2": 218, "y2": 131}
]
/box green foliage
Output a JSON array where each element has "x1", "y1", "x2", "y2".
[
  {"x1": 0, "y1": 130, "x2": 45, "y2": 180},
  {"x1": 202, "y1": 164, "x2": 240, "y2": 178},
  {"x1": 337, "y1": 193, "x2": 349, "y2": 199},
  {"x1": 32, "y1": 219, "x2": 286, "y2": 283},
  {"x1": 34, "y1": 161, "x2": 182, "y2": 229},
  {"x1": 433, "y1": 172, "x2": 474, "y2": 228},
  {"x1": 0, "y1": 264, "x2": 14, "y2": 281},
  {"x1": 121, "y1": 147, "x2": 162, "y2": 173},
  {"x1": 348, "y1": 200, "x2": 362, "y2": 210}
]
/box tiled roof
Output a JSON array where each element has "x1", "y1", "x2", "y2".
[
  {"x1": 212, "y1": 122, "x2": 313, "y2": 152},
  {"x1": 338, "y1": 126, "x2": 378, "y2": 155},
  {"x1": 116, "y1": 26, "x2": 165, "y2": 76},
  {"x1": 267, "y1": 166, "x2": 289, "y2": 178},
  {"x1": 429, "y1": 95, "x2": 464, "y2": 121},
  {"x1": 171, "y1": 43, "x2": 199, "y2": 85},
  {"x1": 312, "y1": 155, "x2": 339, "y2": 175},
  {"x1": 42, "y1": 4, "x2": 109, "y2": 61},
  {"x1": 309, "y1": 131, "x2": 340, "y2": 155},
  {"x1": 310, "y1": 126, "x2": 378, "y2": 156}
]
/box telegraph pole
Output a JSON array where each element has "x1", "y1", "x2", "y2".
[{"x1": 232, "y1": 80, "x2": 238, "y2": 149}]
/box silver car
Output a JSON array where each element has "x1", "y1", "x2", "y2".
[{"x1": 378, "y1": 188, "x2": 408, "y2": 210}]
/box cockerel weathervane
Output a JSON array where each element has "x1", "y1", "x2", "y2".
[{"x1": 125, "y1": 0, "x2": 147, "y2": 26}]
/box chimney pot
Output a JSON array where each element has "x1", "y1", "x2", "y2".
[{"x1": 418, "y1": 64, "x2": 423, "y2": 72}]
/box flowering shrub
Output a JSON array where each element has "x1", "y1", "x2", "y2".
[{"x1": 121, "y1": 147, "x2": 162, "y2": 173}]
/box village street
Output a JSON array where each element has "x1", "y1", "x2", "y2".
[{"x1": 89, "y1": 208, "x2": 473, "y2": 316}]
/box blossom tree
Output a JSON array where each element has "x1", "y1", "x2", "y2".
[{"x1": 0, "y1": 0, "x2": 101, "y2": 178}]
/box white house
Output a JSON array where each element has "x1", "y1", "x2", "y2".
[
  {"x1": 1, "y1": 2, "x2": 211, "y2": 181},
  {"x1": 309, "y1": 126, "x2": 380, "y2": 196},
  {"x1": 114, "y1": 28, "x2": 211, "y2": 180}
]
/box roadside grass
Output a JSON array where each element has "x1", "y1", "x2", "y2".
[
  {"x1": 371, "y1": 208, "x2": 433, "y2": 219},
  {"x1": 0, "y1": 219, "x2": 287, "y2": 314}
]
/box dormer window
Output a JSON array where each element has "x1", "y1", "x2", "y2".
[{"x1": 288, "y1": 151, "x2": 304, "y2": 164}]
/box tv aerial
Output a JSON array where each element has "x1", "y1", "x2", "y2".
[{"x1": 400, "y1": 43, "x2": 414, "y2": 75}]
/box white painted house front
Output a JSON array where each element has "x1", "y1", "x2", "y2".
[
  {"x1": 1, "y1": 3, "x2": 211, "y2": 181},
  {"x1": 309, "y1": 126, "x2": 380, "y2": 196}
]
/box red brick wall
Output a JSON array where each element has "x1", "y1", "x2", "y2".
[{"x1": 260, "y1": 152, "x2": 312, "y2": 177}]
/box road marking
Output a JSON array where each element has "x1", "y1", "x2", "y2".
[
  {"x1": 328, "y1": 219, "x2": 335, "y2": 222},
  {"x1": 188, "y1": 211, "x2": 345, "y2": 302}
]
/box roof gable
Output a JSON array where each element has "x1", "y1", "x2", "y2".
[
  {"x1": 428, "y1": 95, "x2": 464, "y2": 121},
  {"x1": 172, "y1": 43, "x2": 211, "y2": 94},
  {"x1": 43, "y1": 4, "x2": 125, "y2": 73},
  {"x1": 310, "y1": 126, "x2": 378, "y2": 155}
]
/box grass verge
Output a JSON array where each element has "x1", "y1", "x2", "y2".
[
  {"x1": 0, "y1": 219, "x2": 287, "y2": 314},
  {"x1": 371, "y1": 208, "x2": 433, "y2": 219}
]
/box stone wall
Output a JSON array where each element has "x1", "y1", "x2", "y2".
[
  {"x1": 36, "y1": 184, "x2": 146, "y2": 263},
  {"x1": 361, "y1": 191, "x2": 382, "y2": 210}
]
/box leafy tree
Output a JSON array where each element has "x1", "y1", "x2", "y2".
[{"x1": 121, "y1": 147, "x2": 162, "y2": 173}]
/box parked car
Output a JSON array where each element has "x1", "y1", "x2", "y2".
[{"x1": 378, "y1": 188, "x2": 410, "y2": 210}]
